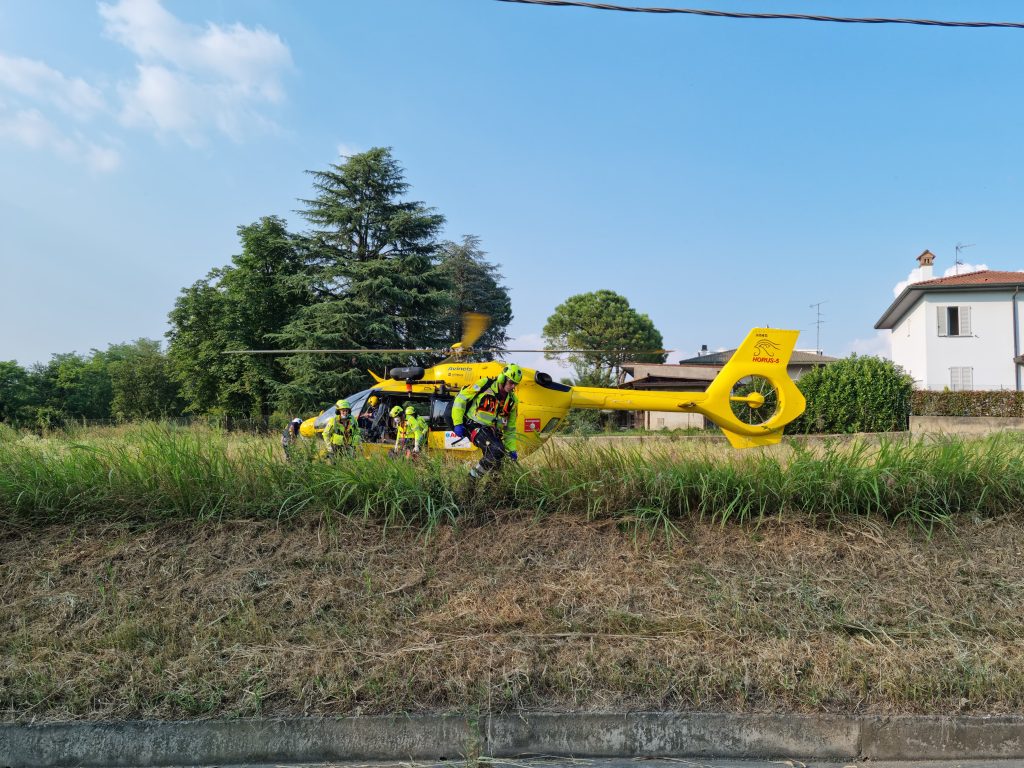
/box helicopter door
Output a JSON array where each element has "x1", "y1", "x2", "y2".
[
  {"x1": 375, "y1": 394, "x2": 434, "y2": 444},
  {"x1": 360, "y1": 391, "x2": 389, "y2": 443}
]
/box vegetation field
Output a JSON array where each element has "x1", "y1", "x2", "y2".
[{"x1": 2, "y1": 425, "x2": 1024, "y2": 721}]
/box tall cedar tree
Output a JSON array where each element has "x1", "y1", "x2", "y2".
[
  {"x1": 543, "y1": 290, "x2": 667, "y2": 387},
  {"x1": 437, "y1": 235, "x2": 513, "y2": 350},
  {"x1": 275, "y1": 148, "x2": 450, "y2": 411},
  {"x1": 167, "y1": 216, "x2": 307, "y2": 416}
]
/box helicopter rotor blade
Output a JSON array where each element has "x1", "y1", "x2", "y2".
[
  {"x1": 223, "y1": 348, "x2": 445, "y2": 355},
  {"x1": 460, "y1": 312, "x2": 490, "y2": 349},
  {"x1": 484, "y1": 348, "x2": 675, "y2": 354},
  {"x1": 225, "y1": 346, "x2": 674, "y2": 356},
  {"x1": 225, "y1": 312, "x2": 496, "y2": 357}
]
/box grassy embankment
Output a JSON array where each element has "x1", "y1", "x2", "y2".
[{"x1": 2, "y1": 424, "x2": 1024, "y2": 721}]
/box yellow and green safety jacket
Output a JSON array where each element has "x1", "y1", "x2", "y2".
[
  {"x1": 452, "y1": 376, "x2": 518, "y2": 451},
  {"x1": 323, "y1": 414, "x2": 361, "y2": 448},
  {"x1": 395, "y1": 414, "x2": 429, "y2": 451}
]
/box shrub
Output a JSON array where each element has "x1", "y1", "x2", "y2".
[
  {"x1": 912, "y1": 390, "x2": 1024, "y2": 417},
  {"x1": 788, "y1": 355, "x2": 913, "y2": 434}
]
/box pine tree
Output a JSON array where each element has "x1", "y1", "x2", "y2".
[
  {"x1": 275, "y1": 148, "x2": 451, "y2": 411},
  {"x1": 437, "y1": 235, "x2": 513, "y2": 350},
  {"x1": 543, "y1": 290, "x2": 666, "y2": 387}
]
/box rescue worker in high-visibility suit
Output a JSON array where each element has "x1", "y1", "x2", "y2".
[
  {"x1": 390, "y1": 404, "x2": 428, "y2": 457},
  {"x1": 404, "y1": 405, "x2": 429, "y2": 456},
  {"x1": 451, "y1": 363, "x2": 522, "y2": 479},
  {"x1": 323, "y1": 399, "x2": 361, "y2": 459}
]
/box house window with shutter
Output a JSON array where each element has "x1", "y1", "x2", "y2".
[
  {"x1": 950, "y1": 367, "x2": 974, "y2": 391},
  {"x1": 937, "y1": 305, "x2": 972, "y2": 337}
]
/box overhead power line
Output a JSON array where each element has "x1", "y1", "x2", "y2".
[{"x1": 495, "y1": 0, "x2": 1024, "y2": 29}]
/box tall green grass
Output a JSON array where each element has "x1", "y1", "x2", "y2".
[{"x1": 2, "y1": 424, "x2": 1024, "y2": 529}]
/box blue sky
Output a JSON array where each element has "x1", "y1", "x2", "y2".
[{"x1": 2, "y1": 0, "x2": 1024, "y2": 374}]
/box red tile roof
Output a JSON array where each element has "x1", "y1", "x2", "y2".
[{"x1": 913, "y1": 270, "x2": 1024, "y2": 288}]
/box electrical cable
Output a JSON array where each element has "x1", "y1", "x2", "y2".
[{"x1": 495, "y1": 0, "x2": 1024, "y2": 29}]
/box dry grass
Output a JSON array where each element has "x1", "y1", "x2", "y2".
[{"x1": 4, "y1": 512, "x2": 1024, "y2": 722}]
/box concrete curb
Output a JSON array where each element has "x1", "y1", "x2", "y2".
[
  {"x1": 861, "y1": 715, "x2": 1024, "y2": 760},
  {"x1": 486, "y1": 712, "x2": 859, "y2": 758},
  {"x1": 3, "y1": 712, "x2": 1024, "y2": 767}
]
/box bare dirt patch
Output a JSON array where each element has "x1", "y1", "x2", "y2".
[{"x1": 3, "y1": 513, "x2": 1023, "y2": 721}]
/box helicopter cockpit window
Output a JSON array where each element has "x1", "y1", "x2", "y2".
[{"x1": 344, "y1": 388, "x2": 372, "y2": 417}]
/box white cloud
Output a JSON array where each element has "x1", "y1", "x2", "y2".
[
  {"x1": 941, "y1": 262, "x2": 989, "y2": 278},
  {"x1": 0, "y1": 55, "x2": 121, "y2": 170},
  {"x1": 100, "y1": 0, "x2": 293, "y2": 144},
  {"x1": 118, "y1": 63, "x2": 201, "y2": 143},
  {"x1": 86, "y1": 143, "x2": 122, "y2": 172},
  {"x1": 0, "y1": 107, "x2": 121, "y2": 172},
  {"x1": 0, "y1": 108, "x2": 73, "y2": 151},
  {"x1": 0, "y1": 55, "x2": 120, "y2": 170},
  {"x1": 893, "y1": 261, "x2": 989, "y2": 297},
  {"x1": 336, "y1": 142, "x2": 360, "y2": 160},
  {"x1": 846, "y1": 330, "x2": 891, "y2": 360},
  {"x1": 0, "y1": 53, "x2": 105, "y2": 120},
  {"x1": 0, "y1": 0, "x2": 290, "y2": 167}
]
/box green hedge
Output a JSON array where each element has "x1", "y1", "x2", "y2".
[
  {"x1": 912, "y1": 390, "x2": 1024, "y2": 417},
  {"x1": 787, "y1": 355, "x2": 914, "y2": 434}
]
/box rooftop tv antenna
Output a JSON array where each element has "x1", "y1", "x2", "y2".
[
  {"x1": 954, "y1": 242, "x2": 975, "y2": 275},
  {"x1": 810, "y1": 301, "x2": 826, "y2": 354}
]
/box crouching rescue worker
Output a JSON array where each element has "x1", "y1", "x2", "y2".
[
  {"x1": 323, "y1": 399, "x2": 361, "y2": 459},
  {"x1": 452, "y1": 363, "x2": 522, "y2": 479}
]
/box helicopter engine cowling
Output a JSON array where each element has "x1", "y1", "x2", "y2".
[{"x1": 389, "y1": 366, "x2": 425, "y2": 381}]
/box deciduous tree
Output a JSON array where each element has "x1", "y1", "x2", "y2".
[
  {"x1": 108, "y1": 339, "x2": 182, "y2": 421},
  {"x1": 0, "y1": 361, "x2": 35, "y2": 425},
  {"x1": 167, "y1": 216, "x2": 308, "y2": 416}
]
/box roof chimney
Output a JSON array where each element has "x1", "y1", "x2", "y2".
[
  {"x1": 916, "y1": 249, "x2": 935, "y2": 281},
  {"x1": 700, "y1": 344, "x2": 708, "y2": 356}
]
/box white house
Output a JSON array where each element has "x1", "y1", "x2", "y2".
[{"x1": 875, "y1": 250, "x2": 1024, "y2": 391}]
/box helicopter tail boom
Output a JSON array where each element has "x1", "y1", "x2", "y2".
[
  {"x1": 566, "y1": 328, "x2": 806, "y2": 449},
  {"x1": 568, "y1": 387, "x2": 708, "y2": 412}
]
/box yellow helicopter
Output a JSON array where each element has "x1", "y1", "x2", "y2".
[{"x1": 231, "y1": 313, "x2": 807, "y2": 457}]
